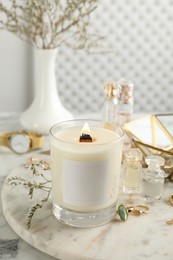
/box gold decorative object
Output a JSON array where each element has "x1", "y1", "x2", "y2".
[
  {"x1": 166, "y1": 194, "x2": 173, "y2": 225},
  {"x1": 124, "y1": 114, "x2": 173, "y2": 154},
  {"x1": 126, "y1": 205, "x2": 149, "y2": 216},
  {"x1": 166, "y1": 219, "x2": 173, "y2": 225},
  {"x1": 116, "y1": 204, "x2": 149, "y2": 221},
  {"x1": 124, "y1": 114, "x2": 173, "y2": 180},
  {"x1": 169, "y1": 194, "x2": 173, "y2": 206}
]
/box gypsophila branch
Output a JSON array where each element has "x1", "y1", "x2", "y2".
[
  {"x1": 7, "y1": 157, "x2": 52, "y2": 229},
  {"x1": 0, "y1": 0, "x2": 102, "y2": 50}
]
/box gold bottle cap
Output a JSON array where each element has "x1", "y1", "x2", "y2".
[{"x1": 104, "y1": 81, "x2": 119, "y2": 99}]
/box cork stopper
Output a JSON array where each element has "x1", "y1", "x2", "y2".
[{"x1": 118, "y1": 79, "x2": 134, "y2": 103}]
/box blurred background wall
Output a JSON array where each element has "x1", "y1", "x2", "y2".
[
  {"x1": 0, "y1": 31, "x2": 33, "y2": 112},
  {"x1": 0, "y1": 0, "x2": 173, "y2": 115}
]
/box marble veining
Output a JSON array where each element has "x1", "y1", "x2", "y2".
[
  {"x1": 2, "y1": 164, "x2": 173, "y2": 260},
  {"x1": 0, "y1": 239, "x2": 19, "y2": 258}
]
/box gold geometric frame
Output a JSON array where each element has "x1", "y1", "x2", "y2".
[
  {"x1": 124, "y1": 114, "x2": 173, "y2": 156},
  {"x1": 154, "y1": 114, "x2": 173, "y2": 145}
]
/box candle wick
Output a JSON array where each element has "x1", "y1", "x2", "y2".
[{"x1": 79, "y1": 133, "x2": 92, "y2": 142}]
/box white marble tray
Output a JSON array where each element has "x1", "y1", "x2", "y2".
[{"x1": 1, "y1": 162, "x2": 173, "y2": 260}]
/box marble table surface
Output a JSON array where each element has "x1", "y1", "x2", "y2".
[
  {"x1": 1, "y1": 113, "x2": 173, "y2": 260},
  {"x1": 0, "y1": 113, "x2": 56, "y2": 260}
]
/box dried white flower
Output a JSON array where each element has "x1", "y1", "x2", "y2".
[{"x1": 0, "y1": 0, "x2": 101, "y2": 50}]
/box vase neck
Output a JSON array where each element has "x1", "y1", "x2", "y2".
[{"x1": 33, "y1": 48, "x2": 58, "y2": 96}]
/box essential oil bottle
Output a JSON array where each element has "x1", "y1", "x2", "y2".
[
  {"x1": 102, "y1": 81, "x2": 119, "y2": 131},
  {"x1": 142, "y1": 155, "x2": 165, "y2": 202},
  {"x1": 118, "y1": 78, "x2": 134, "y2": 127},
  {"x1": 122, "y1": 148, "x2": 142, "y2": 194}
]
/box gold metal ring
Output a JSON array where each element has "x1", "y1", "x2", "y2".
[
  {"x1": 134, "y1": 205, "x2": 150, "y2": 214},
  {"x1": 169, "y1": 194, "x2": 173, "y2": 205},
  {"x1": 126, "y1": 206, "x2": 134, "y2": 214},
  {"x1": 167, "y1": 219, "x2": 173, "y2": 225},
  {"x1": 126, "y1": 205, "x2": 149, "y2": 216}
]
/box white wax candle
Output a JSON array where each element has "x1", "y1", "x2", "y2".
[{"x1": 50, "y1": 126, "x2": 123, "y2": 212}]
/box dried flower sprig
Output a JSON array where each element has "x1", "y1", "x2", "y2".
[
  {"x1": 7, "y1": 157, "x2": 52, "y2": 229},
  {"x1": 0, "y1": 0, "x2": 102, "y2": 50},
  {"x1": 25, "y1": 157, "x2": 51, "y2": 172}
]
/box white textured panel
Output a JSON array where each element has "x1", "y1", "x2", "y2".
[{"x1": 55, "y1": 0, "x2": 173, "y2": 115}]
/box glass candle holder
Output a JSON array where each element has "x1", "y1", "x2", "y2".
[{"x1": 50, "y1": 119, "x2": 124, "y2": 227}]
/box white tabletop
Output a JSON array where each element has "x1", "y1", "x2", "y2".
[{"x1": 1, "y1": 113, "x2": 173, "y2": 260}]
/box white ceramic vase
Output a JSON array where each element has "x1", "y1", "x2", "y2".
[{"x1": 20, "y1": 48, "x2": 72, "y2": 134}]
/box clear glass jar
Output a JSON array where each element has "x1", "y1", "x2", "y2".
[
  {"x1": 122, "y1": 148, "x2": 142, "y2": 194},
  {"x1": 142, "y1": 155, "x2": 165, "y2": 202},
  {"x1": 102, "y1": 81, "x2": 119, "y2": 131}
]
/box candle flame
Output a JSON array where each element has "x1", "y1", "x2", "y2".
[
  {"x1": 81, "y1": 122, "x2": 91, "y2": 136},
  {"x1": 79, "y1": 122, "x2": 94, "y2": 142}
]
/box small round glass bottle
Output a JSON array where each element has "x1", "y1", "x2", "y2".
[
  {"x1": 122, "y1": 148, "x2": 142, "y2": 194},
  {"x1": 142, "y1": 155, "x2": 165, "y2": 202}
]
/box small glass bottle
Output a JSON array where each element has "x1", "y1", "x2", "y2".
[
  {"x1": 142, "y1": 155, "x2": 165, "y2": 202},
  {"x1": 122, "y1": 148, "x2": 142, "y2": 194},
  {"x1": 102, "y1": 81, "x2": 119, "y2": 131},
  {"x1": 118, "y1": 79, "x2": 134, "y2": 150},
  {"x1": 118, "y1": 78, "x2": 134, "y2": 126}
]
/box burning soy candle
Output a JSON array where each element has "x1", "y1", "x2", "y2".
[{"x1": 50, "y1": 120, "x2": 124, "y2": 227}]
